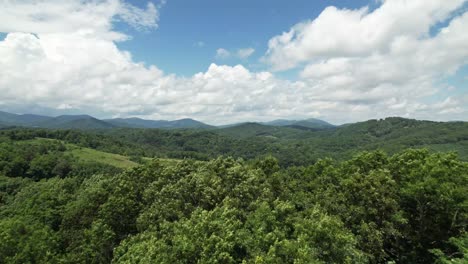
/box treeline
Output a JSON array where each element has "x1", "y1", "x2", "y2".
[
  {"x1": 0, "y1": 136, "x2": 122, "y2": 180},
  {"x1": 0, "y1": 148, "x2": 466, "y2": 263},
  {"x1": 1, "y1": 116, "x2": 467, "y2": 167}
]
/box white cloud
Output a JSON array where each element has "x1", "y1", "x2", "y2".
[
  {"x1": 432, "y1": 97, "x2": 464, "y2": 114},
  {"x1": 0, "y1": 0, "x2": 466, "y2": 125},
  {"x1": 260, "y1": 0, "x2": 468, "y2": 123},
  {"x1": 215, "y1": 48, "x2": 231, "y2": 59},
  {"x1": 0, "y1": 0, "x2": 161, "y2": 41},
  {"x1": 264, "y1": 0, "x2": 466, "y2": 70},
  {"x1": 118, "y1": 1, "x2": 160, "y2": 30},
  {"x1": 237, "y1": 48, "x2": 255, "y2": 59}
]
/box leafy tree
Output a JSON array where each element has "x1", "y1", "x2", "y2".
[
  {"x1": 390, "y1": 150, "x2": 468, "y2": 263},
  {"x1": 0, "y1": 217, "x2": 60, "y2": 263},
  {"x1": 431, "y1": 233, "x2": 468, "y2": 264}
]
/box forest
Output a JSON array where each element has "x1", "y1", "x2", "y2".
[
  {"x1": 2, "y1": 0, "x2": 468, "y2": 262},
  {"x1": 0, "y1": 117, "x2": 467, "y2": 263}
]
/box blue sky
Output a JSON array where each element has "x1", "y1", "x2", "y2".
[
  {"x1": 0, "y1": 0, "x2": 467, "y2": 124},
  {"x1": 117, "y1": 0, "x2": 375, "y2": 77}
]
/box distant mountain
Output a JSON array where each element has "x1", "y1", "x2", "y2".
[
  {"x1": 35, "y1": 115, "x2": 115, "y2": 129},
  {"x1": 106, "y1": 117, "x2": 213, "y2": 129},
  {"x1": 2, "y1": 115, "x2": 467, "y2": 163},
  {"x1": 170, "y1": 118, "x2": 213, "y2": 129},
  {"x1": 1, "y1": 110, "x2": 339, "y2": 130},
  {"x1": 263, "y1": 119, "x2": 299, "y2": 126},
  {"x1": 16, "y1": 114, "x2": 52, "y2": 124},
  {"x1": 332, "y1": 117, "x2": 457, "y2": 138},
  {"x1": 263, "y1": 118, "x2": 335, "y2": 129},
  {"x1": 217, "y1": 122, "x2": 312, "y2": 139},
  {"x1": 0, "y1": 111, "x2": 215, "y2": 129},
  {"x1": 0, "y1": 122, "x2": 8, "y2": 128},
  {"x1": 0, "y1": 111, "x2": 25, "y2": 125},
  {"x1": 0, "y1": 111, "x2": 51, "y2": 126},
  {"x1": 106, "y1": 118, "x2": 162, "y2": 128},
  {"x1": 0, "y1": 112, "x2": 117, "y2": 129}
]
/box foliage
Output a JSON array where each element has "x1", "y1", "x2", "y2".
[
  {"x1": 0, "y1": 120, "x2": 467, "y2": 263},
  {"x1": 1, "y1": 117, "x2": 467, "y2": 167}
]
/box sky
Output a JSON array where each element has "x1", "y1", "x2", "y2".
[{"x1": 0, "y1": 0, "x2": 467, "y2": 125}]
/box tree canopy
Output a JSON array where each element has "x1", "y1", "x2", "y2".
[{"x1": 0, "y1": 139, "x2": 466, "y2": 263}]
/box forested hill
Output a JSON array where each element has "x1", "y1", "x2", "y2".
[
  {"x1": 1, "y1": 110, "x2": 336, "y2": 130},
  {"x1": 1, "y1": 117, "x2": 466, "y2": 166},
  {"x1": 0, "y1": 116, "x2": 467, "y2": 263},
  {"x1": 0, "y1": 111, "x2": 213, "y2": 129},
  {"x1": 0, "y1": 148, "x2": 466, "y2": 263}
]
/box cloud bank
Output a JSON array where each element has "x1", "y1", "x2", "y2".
[{"x1": 0, "y1": 0, "x2": 467, "y2": 124}]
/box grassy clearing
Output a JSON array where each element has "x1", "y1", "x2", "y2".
[
  {"x1": 20, "y1": 137, "x2": 185, "y2": 169},
  {"x1": 22, "y1": 138, "x2": 139, "y2": 169},
  {"x1": 68, "y1": 147, "x2": 139, "y2": 169}
]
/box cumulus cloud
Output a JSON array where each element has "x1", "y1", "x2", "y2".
[
  {"x1": 0, "y1": 0, "x2": 161, "y2": 41},
  {"x1": 264, "y1": 0, "x2": 466, "y2": 70},
  {"x1": 0, "y1": 0, "x2": 466, "y2": 124},
  {"x1": 261, "y1": 0, "x2": 468, "y2": 122}
]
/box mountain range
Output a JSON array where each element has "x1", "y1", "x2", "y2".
[
  {"x1": 1, "y1": 111, "x2": 467, "y2": 162},
  {"x1": 0, "y1": 111, "x2": 335, "y2": 130},
  {"x1": 0, "y1": 111, "x2": 214, "y2": 130}
]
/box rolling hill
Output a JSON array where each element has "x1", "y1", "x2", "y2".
[
  {"x1": 0, "y1": 111, "x2": 51, "y2": 126},
  {"x1": 34, "y1": 115, "x2": 116, "y2": 129},
  {"x1": 1, "y1": 117, "x2": 467, "y2": 167},
  {"x1": 264, "y1": 118, "x2": 335, "y2": 129},
  {"x1": 1, "y1": 110, "x2": 338, "y2": 131},
  {"x1": 106, "y1": 117, "x2": 213, "y2": 129},
  {"x1": 1, "y1": 111, "x2": 467, "y2": 163},
  {"x1": 0, "y1": 111, "x2": 212, "y2": 129},
  {"x1": 216, "y1": 122, "x2": 311, "y2": 139}
]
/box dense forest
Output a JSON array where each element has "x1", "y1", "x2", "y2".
[
  {"x1": 2, "y1": 0, "x2": 467, "y2": 262},
  {"x1": 0, "y1": 117, "x2": 467, "y2": 263},
  {"x1": 1, "y1": 117, "x2": 467, "y2": 166}
]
